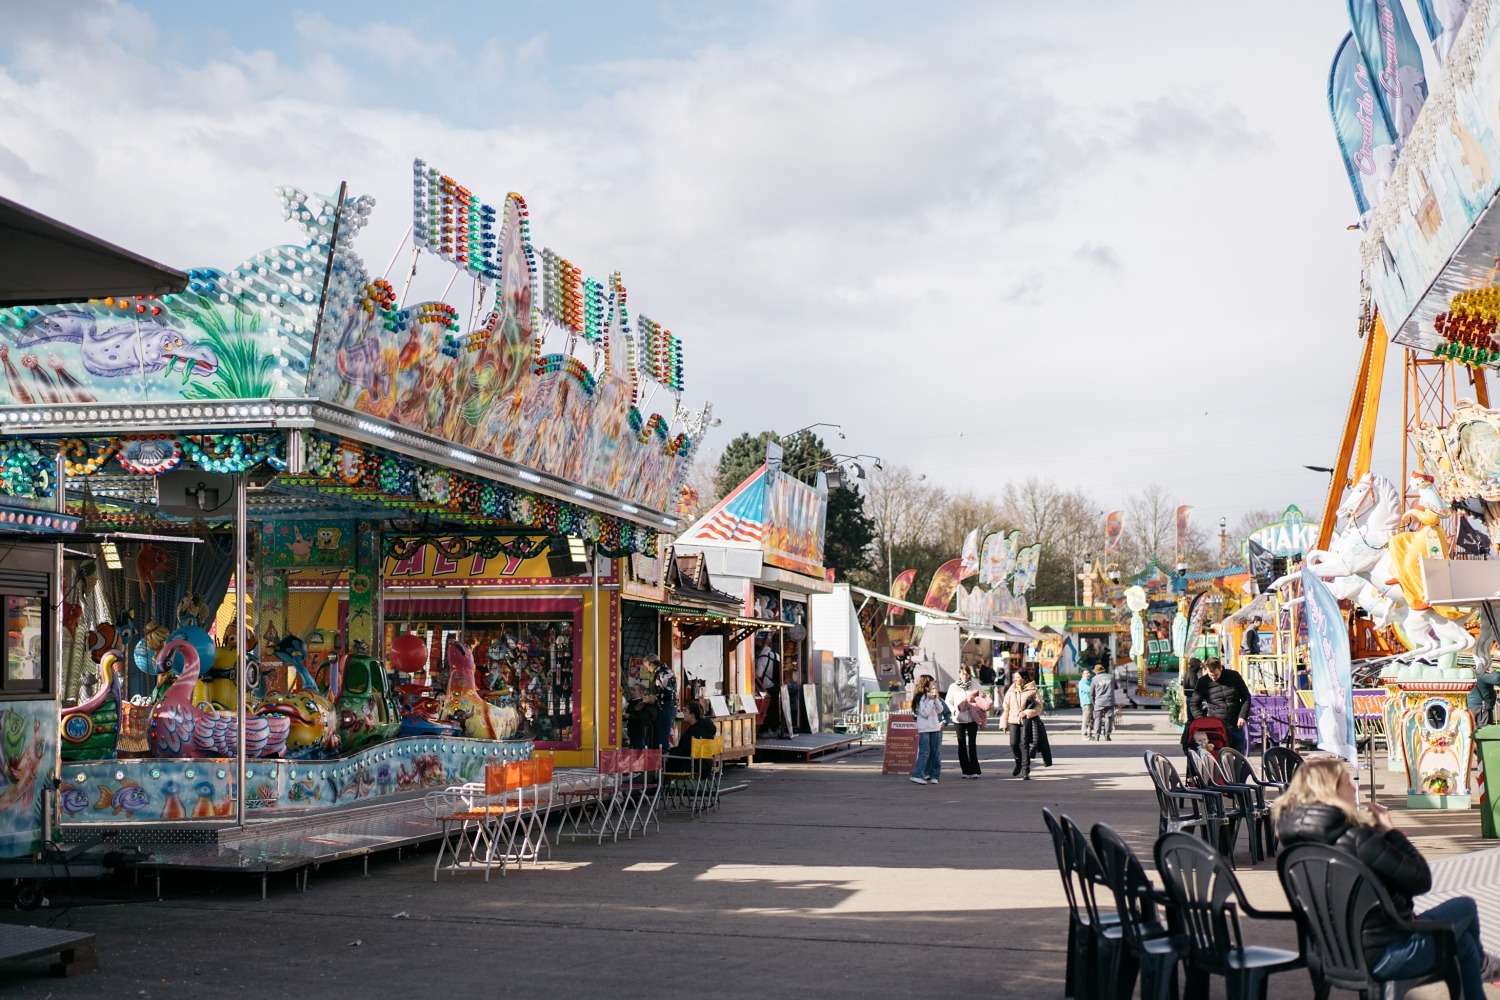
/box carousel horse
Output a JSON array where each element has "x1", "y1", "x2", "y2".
[{"x1": 1304, "y1": 471, "x2": 1474, "y2": 664}]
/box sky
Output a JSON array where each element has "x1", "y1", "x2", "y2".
[{"x1": 0, "y1": 0, "x2": 1434, "y2": 534}]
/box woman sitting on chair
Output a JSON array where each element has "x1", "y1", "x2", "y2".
[
  {"x1": 1275, "y1": 757, "x2": 1500, "y2": 998},
  {"x1": 667, "y1": 701, "x2": 717, "y2": 773}
]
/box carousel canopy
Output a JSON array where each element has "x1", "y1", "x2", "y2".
[{"x1": 0, "y1": 194, "x2": 186, "y2": 307}]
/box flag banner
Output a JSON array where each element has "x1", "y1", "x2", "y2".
[
  {"x1": 979, "y1": 532, "x2": 1004, "y2": 587},
  {"x1": 923, "y1": 559, "x2": 965, "y2": 611},
  {"x1": 1329, "y1": 33, "x2": 1403, "y2": 216},
  {"x1": 1348, "y1": 0, "x2": 1429, "y2": 139},
  {"x1": 1013, "y1": 543, "x2": 1042, "y2": 594},
  {"x1": 1247, "y1": 539, "x2": 1275, "y2": 588},
  {"x1": 890, "y1": 568, "x2": 917, "y2": 605},
  {"x1": 1104, "y1": 511, "x2": 1124, "y2": 556},
  {"x1": 1456, "y1": 514, "x2": 1492, "y2": 555},
  {"x1": 1175, "y1": 505, "x2": 1194, "y2": 561},
  {"x1": 958, "y1": 528, "x2": 980, "y2": 580},
  {"x1": 1416, "y1": 0, "x2": 1473, "y2": 64},
  {"x1": 1302, "y1": 568, "x2": 1360, "y2": 768}
]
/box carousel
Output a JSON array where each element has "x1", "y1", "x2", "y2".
[{"x1": 0, "y1": 159, "x2": 709, "y2": 885}]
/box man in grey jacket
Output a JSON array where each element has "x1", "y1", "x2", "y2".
[{"x1": 1089, "y1": 665, "x2": 1118, "y2": 741}]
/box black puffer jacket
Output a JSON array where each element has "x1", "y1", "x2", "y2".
[{"x1": 1277, "y1": 803, "x2": 1431, "y2": 957}]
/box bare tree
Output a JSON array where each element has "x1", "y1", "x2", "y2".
[
  {"x1": 1117, "y1": 484, "x2": 1212, "y2": 578},
  {"x1": 998, "y1": 477, "x2": 1105, "y2": 606},
  {"x1": 856, "y1": 464, "x2": 949, "y2": 591}
]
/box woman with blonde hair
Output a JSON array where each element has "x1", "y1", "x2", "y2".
[{"x1": 1276, "y1": 756, "x2": 1500, "y2": 997}]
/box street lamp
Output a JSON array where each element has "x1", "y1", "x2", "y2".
[
  {"x1": 1303, "y1": 465, "x2": 1335, "y2": 474},
  {"x1": 785, "y1": 422, "x2": 845, "y2": 440}
]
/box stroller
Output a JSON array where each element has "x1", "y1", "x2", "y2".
[{"x1": 1182, "y1": 716, "x2": 1229, "y2": 782}]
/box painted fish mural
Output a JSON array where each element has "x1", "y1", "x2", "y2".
[{"x1": 17, "y1": 312, "x2": 218, "y2": 380}]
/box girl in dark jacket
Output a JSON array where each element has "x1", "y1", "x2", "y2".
[{"x1": 1274, "y1": 757, "x2": 1500, "y2": 998}]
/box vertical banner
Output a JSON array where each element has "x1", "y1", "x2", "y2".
[
  {"x1": 1347, "y1": 0, "x2": 1429, "y2": 139},
  {"x1": 979, "y1": 532, "x2": 1004, "y2": 586},
  {"x1": 1104, "y1": 511, "x2": 1124, "y2": 556},
  {"x1": 1416, "y1": 0, "x2": 1473, "y2": 65},
  {"x1": 1327, "y1": 45, "x2": 1384, "y2": 221},
  {"x1": 890, "y1": 568, "x2": 917, "y2": 605},
  {"x1": 958, "y1": 528, "x2": 980, "y2": 580},
  {"x1": 1174, "y1": 505, "x2": 1194, "y2": 563},
  {"x1": 1013, "y1": 544, "x2": 1042, "y2": 594},
  {"x1": 923, "y1": 559, "x2": 965, "y2": 611},
  {"x1": 1302, "y1": 568, "x2": 1360, "y2": 768}
]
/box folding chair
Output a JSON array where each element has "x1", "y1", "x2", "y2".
[
  {"x1": 425, "y1": 764, "x2": 521, "y2": 882},
  {"x1": 689, "y1": 735, "x2": 725, "y2": 818},
  {"x1": 627, "y1": 749, "x2": 664, "y2": 837},
  {"x1": 529, "y1": 755, "x2": 556, "y2": 858},
  {"x1": 555, "y1": 753, "x2": 618, "y2": 842}
]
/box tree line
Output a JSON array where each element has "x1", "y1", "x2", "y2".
[{"x1": 697, "y1": 431, "x2": 1283, "y2": 609}]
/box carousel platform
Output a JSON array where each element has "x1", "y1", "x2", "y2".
[
  {"x1": 753, "y1": 732, "x2": 867, "y2": 762},
  {"x1": 58, "y1": 792, "x2": 441, "y2": 899}
]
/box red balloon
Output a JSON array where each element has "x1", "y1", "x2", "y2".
[{"x1": 390, "y1": 633, "x2": 429, "y2": 674}]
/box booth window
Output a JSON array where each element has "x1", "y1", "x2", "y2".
[
  {"x1": 384, "y1": 614, "x2": 579, "y2": 748},
  {"x1": 2, "y1": 593, "x2": 45, "y2": 695}
]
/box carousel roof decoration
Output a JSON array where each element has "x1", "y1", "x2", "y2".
[{"x1": 0, "y1": 158, "x2": 715, "y2": 538}]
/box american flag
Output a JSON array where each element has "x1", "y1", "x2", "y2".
[{"x1": 684, "y1": 466, "x2": 767, "y2": 543}]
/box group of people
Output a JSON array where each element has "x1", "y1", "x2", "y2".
[
  {"x1": 1076, "y1": 663, "x2": 1120, "y2": 741},
  {"x1": 622, "y1": 654, "x2": 717, "y2": 765},
  {"x1": 906, "y1": 666, "x2": 1055, "y2": 784}
]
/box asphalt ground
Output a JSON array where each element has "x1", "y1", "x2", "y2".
[{"x1": 0, "y1": 708, "x2": 1496, "y2": 999}]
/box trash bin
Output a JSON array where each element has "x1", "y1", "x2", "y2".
[{"x1": 1475, "y1": 724, "x2": 1500, "y2": 838}]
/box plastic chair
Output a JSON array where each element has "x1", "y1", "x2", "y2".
[
  {"x1": 1192, "y1": 748, "x2": 1274, "y2": 864},
  {"x1": 1154, "y1": 832, "x2": 1304, "y2": 999},
  {"x1": 1091, "y1": 823, "x2": 1187, "y2": 1000},
  {"x1": 1041, "y1": 808, "x2": 1089, "y2": 998},
  {"x1": 1278, "y1": 843, "x2": 1461, "y2": 1000},
  {"x1": 1218, "y1": 747, "x2": 1281, "y2": 799},
  {"x1": 1145, "y1": 751, "x2": 1227, "y2": 846},
  {"x1": 425, "y1": 763, "x2": 523, "y2": 882},
  {"x1": 1063, "y1": 815, "x2": 1128, "y2": 1000},
  {"x1": 1261, "y1": 746, "x2": 1303, "y2": 792}
]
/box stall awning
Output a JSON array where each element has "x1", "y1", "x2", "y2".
[
  {"x1": 994, "y1": 617, "x2": 1046, "y2": 642},
  {"x1": 0, "y1": 195, "x2": 187, "y2": 307},
  {"x1": 634, "y1": 601, "x2": 788, "y2": 649},
  {"x1": 848, "y1": 584, "x2": 962, "y2": 622}
]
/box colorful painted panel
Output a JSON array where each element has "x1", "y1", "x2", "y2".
[
  {"x1": 0, "y1": 700, "x2": 55, "y2": 856},
  {"x1": 260, "y1": 521, "x2": 356, "y2": 569},
  {"x1": 0, "y1": 165, "x2": 709, "y2": 516},
  {"x1": 763, "y1": 471, "x2": 828, "y2": 577},
  {"x1": 59, "y1": 735, "x2": 532, "y2": 825},
  {"x1": 1363, "y1": 6, "x2": 1500, "y2": 351}
]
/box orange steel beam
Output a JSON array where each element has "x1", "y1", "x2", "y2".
[{"x1": 1317, "y1": 327, "x2": 1380, "y2": 551}]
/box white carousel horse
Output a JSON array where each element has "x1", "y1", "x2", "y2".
[{"x1": 1304, "y1": 472, "x2": 1474, "y2": 664}]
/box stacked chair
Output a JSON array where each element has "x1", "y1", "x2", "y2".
[{"x1": 426, "y1": 758, "x2": 556, "y2": 882}]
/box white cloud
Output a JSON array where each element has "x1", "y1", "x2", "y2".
[{"x1": 0, "y1": 0, "x2": 1366, "y2": 527}]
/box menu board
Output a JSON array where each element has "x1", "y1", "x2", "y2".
[{"x1": 881, "y1": 713, "x2": 919, "y2": 775}]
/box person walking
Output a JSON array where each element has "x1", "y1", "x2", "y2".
[
  {"x1": 1077, "y1": 664, "x2": 1095, "y2": 740},
  {"x1": 1191, "y1": 657, "x2": 1252, "y2": 754},
  {"x1": 1468, "y1": 663, "x2": 1500, "y2": 730},
  {"x1": 1001, "y1": 668, "x2": 1047, "y2": 779},
  {"x1": 946, "y1": 666, "x2": 989, "y2": 778},
  {"x1": 1275, "y1": 757, "x2": 1500, "y2": 998},
  {"x1": 909, "y1": 674, "x2": 944, "y2": 784},
  {"x1": 1089, "y1": 664, "x2": 1118, "y2": 742}
]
